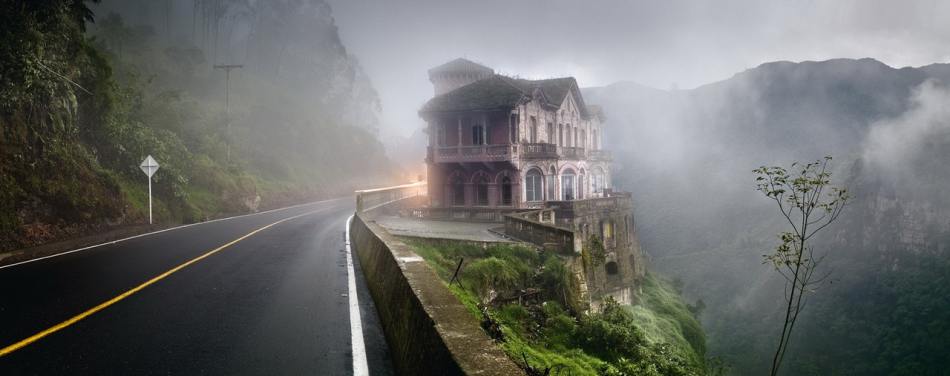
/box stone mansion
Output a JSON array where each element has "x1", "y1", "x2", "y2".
[
  {"x1": 418, "y1": 58, "x2": 643, "y2": 310},
  {"x1": 420, "y1": 58, "x2": 612, "y2": 210}
]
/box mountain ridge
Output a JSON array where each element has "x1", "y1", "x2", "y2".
[{"x1": 583, "y1": 56, "x2": 950, "y2": 375}]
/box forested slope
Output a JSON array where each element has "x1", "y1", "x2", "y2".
[
  {"x1": 585, "y1": 58, "x2": 950, "y2": 375},
  {"x1": 0, "y1": 0, "x2": 395, "y2": 252}
]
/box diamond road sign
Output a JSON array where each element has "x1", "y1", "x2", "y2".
[{"x1": 140, "y1": 155, "x2": 160, "y2": 177}]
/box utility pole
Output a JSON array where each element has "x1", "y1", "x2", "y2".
[{"x1": 213, "y1": 64, "x2": 243, "y2": 161}]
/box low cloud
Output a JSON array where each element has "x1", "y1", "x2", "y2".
[{"x1": 863, "y1": 80, "x2": 950, "y2": 176}]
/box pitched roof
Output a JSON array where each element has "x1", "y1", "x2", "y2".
[
  {"x1": 507, "y1": 77, "x2": 577, "y2": 106},
  {"x1": 428, "y1": 58, "x2": 494, "y2": 75},
  {"x1": 420, "y1": 75, "x2": 594, "y2": 118},
  {"x1": 420, "y1": 75, "x2": 524, "y2": 113}
]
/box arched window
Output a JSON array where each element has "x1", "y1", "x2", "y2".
[
  {"x1": 602, "y1": 220, "x2": 614, "y2": 239},
  {"x1": 561, "y1": 168, "x2": 576, "y2": 201},
  {"x1": 525, "y1": 169, "x2": 543, "y2": 202},
  {"x1": 475, "y1": 175, "x2": 489, "y2": 206},
  {"x1": 501, "y1": 177, "x2": 513, "y2": 205},
  {"x1": 577, "y1": 169, "x2": 585, "y2": 200},
  {"x1": 592, "y1": 167, "x2": 605, "y2": 194},
  {"x1": 546, "y1": 122, "x2": 554, "y2": 143},
  {"x1": 449, "y1": 175, "x2": 465, "y2": 206}
]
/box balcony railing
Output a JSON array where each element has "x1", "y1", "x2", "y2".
[
  {"x1": 428, "y1": 143, "x2": 607, "y2": 164},
  {"x1": 560, "y1": 146, "x2": 586, "y2": 160},
  {"x1": 431, "y1": 144, "x2": 518, "y2": 163},
  {"x1": 589, "y1": 149, "x2": 612, "y2": 161},
  {"x1": 521, "y1": 143, "x2": 558, "y2": 159}
]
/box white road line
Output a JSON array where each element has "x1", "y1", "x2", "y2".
[
  {"x1": 345, "y1": 214, "x2": 370, "y2": 376},
  {"x1": 0, "y1": 197, "x2": 345, "y2": 270}
]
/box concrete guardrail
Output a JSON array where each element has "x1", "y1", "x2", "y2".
[{"x1": 349, "y1": 183, "x2": 524, "y2": 375}]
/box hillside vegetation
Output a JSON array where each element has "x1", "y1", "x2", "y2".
[
  {"x1": 410, "y1": 240, "x2": 717, "y2": 376},
  {"x1": 0, "y1": 0, "x2": 394, "y2": 252}
]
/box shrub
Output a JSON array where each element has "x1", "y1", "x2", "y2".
[
  {"x1": 576, "y1": 297, "x2": 647, "y2": 361},
  {"x1": 541, "y1": 302, "x2": 577, "y2": 350}
]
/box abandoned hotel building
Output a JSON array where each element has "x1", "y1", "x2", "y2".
[{"x1": 418, "y1": 58, "x2": 645, "y2": 310}]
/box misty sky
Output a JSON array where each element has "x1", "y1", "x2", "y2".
[{"x1": 327, "y1": 0, "x2": 950, "y2": 137}]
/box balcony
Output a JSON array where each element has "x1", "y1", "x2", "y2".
[
  {"x1": 431, "y1": 144, "x2": 518, "y2": 163},
  {"x1": 521, "y1": 143, "x2": 558, "y2": 159},
  {"x1": 589, "y1": 149, "x2": 612, "y2": 161},
  {"x1": 427, "y1": 143, "x2": 607, "y2": 164},
  {"x1": 559, "y1": 146, "x2": 586, "y2": 160}
]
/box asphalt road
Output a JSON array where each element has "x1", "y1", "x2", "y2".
[{"x1": 0, "y1": 198, "x2": 393, "y2": 375}]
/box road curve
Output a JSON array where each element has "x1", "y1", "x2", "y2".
[{"x1": 0, "y1": 198, "x2": 392, "y2": 375}]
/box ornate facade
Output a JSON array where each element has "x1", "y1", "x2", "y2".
[
  {"x1": 420, "y1": 59, "x2": 643, "y2": 310},
  {"x1": 420, "y1": 59, "x2": 612, "y2": 211}
]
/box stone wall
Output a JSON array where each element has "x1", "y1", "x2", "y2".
[
  {"x1": 503, "y1": 193, "x2": 645, "y2": 312},
  {"x1": 504, "y1": 210, "x2": 575, "y2": 254},
  {"x1": 350, "y1": 213, "x2": 523, "y2": 375},
  {"x1": 355, "y1": 182, "x2": 427, "y2": 212}
]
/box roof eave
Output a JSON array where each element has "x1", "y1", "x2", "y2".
[{"x1": 419, "y1": 106, "x2": 517, "y2": 118}]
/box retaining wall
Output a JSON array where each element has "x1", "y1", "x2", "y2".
[{"x1": 350, "y1": 213, "x2": 523, "y2": 375}]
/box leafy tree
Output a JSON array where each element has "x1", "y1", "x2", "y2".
[{"x1": 753, "y1": 156, "x2": 849, "y2": 376}]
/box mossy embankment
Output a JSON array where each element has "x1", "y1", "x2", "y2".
[{"x1": 409, "y1": 240, "x2": 716, "y2": 376}]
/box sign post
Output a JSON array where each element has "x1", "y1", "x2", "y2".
[{"x1": 139, "y1": 155, "x2": 160, "y2": 224}]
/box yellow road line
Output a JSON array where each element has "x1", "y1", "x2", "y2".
[{"x1": 0, "y1": 210, "x2": 318, "y2": 357}]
